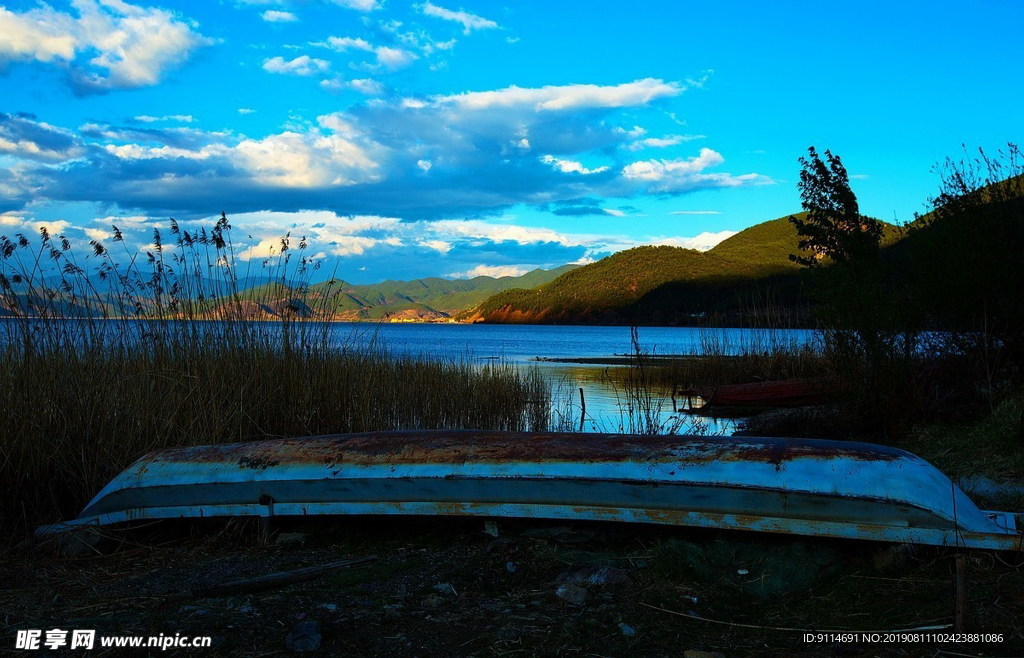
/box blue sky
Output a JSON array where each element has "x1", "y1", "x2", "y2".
[{"x1": 1, "y1": 0, "x2": 1020, "y2": 283}]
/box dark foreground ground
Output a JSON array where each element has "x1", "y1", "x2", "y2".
[{"x1": 3, "y1": 517, "x2": 1023, "y2": 657}]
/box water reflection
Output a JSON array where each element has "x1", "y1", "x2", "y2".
[{"x1": 534, "y1": 363, "x2": 740, "y2": 436}]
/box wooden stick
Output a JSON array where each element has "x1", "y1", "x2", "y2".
[
  {"x1": 954, "y1": 553, "x2": 968, "y2": 632},
  {"x1": 189, "y1": 555, "x2": 377, "y2": 598},
  {"x1": 578, "y1": 387, "x2": 586, "y2": 432}
]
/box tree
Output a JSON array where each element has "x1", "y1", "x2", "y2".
[
  {"x1": 789, "y1": 147, "x2": 883, "y2": 266},
  {"x1": 788, "y1": 148, "x2": 915, "y2": 425}
]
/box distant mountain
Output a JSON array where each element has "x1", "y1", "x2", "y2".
[
  {"x1": 467, "y1": 215, "x2": 900, "y2": 325},
  {"x1": 305, "y1": 265, "x2": 579, "y2": 321},
  {"x1": 0, "y1": 265, "x2": 577, "y2": 321}
]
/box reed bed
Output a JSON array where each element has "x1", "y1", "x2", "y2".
[
  {"x1": 600, "y1": 325, "x2": 831, "y2": 392},
  {"x1": 549, "y1": 328, "x2": 721, "y2": 436},
  {"x1": 0, "y1": 217, "x2": 549, "y2": 534}
]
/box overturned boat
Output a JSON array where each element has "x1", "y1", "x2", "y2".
[{"x1": 37, "y1": 430, "x2": 1023, "y2": 551}]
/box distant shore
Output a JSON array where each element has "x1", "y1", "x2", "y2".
[{"x1": 531, "y1": 354, "x2": 737, "y2": 365}]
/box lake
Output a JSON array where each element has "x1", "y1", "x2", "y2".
[{"x1": 332, "y1": 323, "x2": 820, "y2": 434}]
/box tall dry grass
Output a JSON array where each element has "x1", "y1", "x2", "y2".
[
  {"x1": 0, "y1": 217, "x2": 549, "y2": 534},
  {"x1": 598, "y1": 326, "x2": 830, "y2": 393}
]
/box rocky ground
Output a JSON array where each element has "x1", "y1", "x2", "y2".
[{"x1": 3, "y1": 517, "x2": 1023, "y2": 656}]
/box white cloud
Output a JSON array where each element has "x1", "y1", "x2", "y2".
[
  {"x1": 83, "y1": 227, "x2": 111, "y2": 241},
  {"x1": 615, "y1": 125, "x2": 646, "y2": 139},
  {"x1": 238, "y1": 108, "x2": 256, "y2": 115},
  {"x1": 623, "y1": 148, "x2": 771, "y2": 193},
  {"x1": 349, "y1": 78, "x2": 385, "y2": 94},
  {"x1": 138, "y1": 241, "x2": 176, "y2": 253},
  {"x1": 134, "y1": 114, "x2": 194, "y2": 123},
  {"x1": 602, "y1": 209, "x2": 625, "y2": 217},
  {"x1": 239, "y1": 237, "x2": 286, "y2": 260},
  {"x1": 31, "y1": 220, "x2": 70, "y2": 236},
  {"x1": 373, "y1": 46, "x2": 417, "y2": 70},
  {"x1": 329, "y1": 235, "x2": 378, "y2": 256},
  {"x1": 451, "y1": 264, "x2": 529, "y2": 279},
  {"x1": 418, "y1": 2, "x2": 498, "y2": 35},
  {"x1": 0, "y1": 6, "x2": 77, "y2": 64},
  {"x1": 232, "y1": 131, "x2": 380, "y2": 188},
  {"x1": 94, "y1": 122, "x2": 383, "y2": 190},
  {"x1": 318, "y1": 36, "x2": 417, "y2": 71},
  {"x1": 540, "y1": 155, "x2": 609, "y2": 175},
  {"x1": 322, "y1": 36, "x2": 373, "y2": 52},
  {"x1": 624, "y1": 148, "x2": 724, "y2": 181},
  {"x1": 320, "y1": 77, "x2": 385, "y2": 95},
  {"x1": 625, "y1": 134, "x2": 704, "y2": 151},
  {"x1": 96, "y1": 214, "x2": 152, "y2": 226},
  {"x1": 229, "y1": 210, "x2": 401, "y2": 235},
  {"x1": 0, "y1": 113, "x2": 83, "y2": 162},
  {"x1": 433, "y1": 78, "x2": 682, "y2": 112},
  {"x1": 419, "y1": 239, "x2": 451, "y2": 253},
  {"x1": 651, "y1": 230, "x2": 737, "y2": 252},
  {"x1": 330, "y1": 0, "x2": 381, "y2": 11},
  {"x1": 261, "y1": 10, "x2": 298, "y2": 22},
  {"x1": 428, "y1": 219, "x2": 576, "y2": 246},
  {"x1": 263, "y1": 55, "x2": 330, "y2": 76},
  {"x1": 0, "y1": 0, "x2": 211, "y2": 92},
  {"x1": 237, "y1": 233, "x2": 382, "y2": 261},
  {"x1": 0, "y1": 211, "x2": 28, "y2": 226},
  {"x1": 102, "y1": 142, "x2": 224, "y2": 160}
]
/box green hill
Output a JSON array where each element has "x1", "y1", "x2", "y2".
[
  {"x1": 712, "y1": 213, "x2": 901, "y2": 273},
  {"x1": 470, "y1": 246, "x2": 737, "y2": 323},
  {"x1": 470, "y1": 214, "x2": 899, "y2": 325}
]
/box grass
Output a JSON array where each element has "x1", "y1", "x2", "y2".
[
  {"x1": 901, "y1": 391, "x2": 1024, "y2": 481},
  {"x1": 0, "y1": 217, "x2": 550, "y2": 535}
]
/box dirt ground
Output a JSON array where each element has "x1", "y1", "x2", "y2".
[{"x1": 3, "y1": 517, "x2": 1023, "y2": 657}]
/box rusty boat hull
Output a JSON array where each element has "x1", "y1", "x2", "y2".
[{"x1": 37, "y1": 431, "x2": 1022, "y2": 551}]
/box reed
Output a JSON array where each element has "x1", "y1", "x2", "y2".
[{"x1": 0, "y1": 218, "x2": 549, "y2": 534}]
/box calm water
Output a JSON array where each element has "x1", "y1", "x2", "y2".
[
  {"x1": 332, "y1": 323, "x2": 817, "y2": 364},
  {"x1": 332, "y1": 323, "x2": 819, "y2": 435}
]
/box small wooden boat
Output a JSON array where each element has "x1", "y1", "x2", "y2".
[
  {"x1": 37, "y1": 430, "x2": 1022, "y2": 551},
  {"x1": 678, "y1": 377, "x2": 837, "y2": 409}
]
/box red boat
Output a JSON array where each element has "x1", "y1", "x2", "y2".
[{"x1": 677, "y1": 377, "x2": 837, "y2": 409}]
